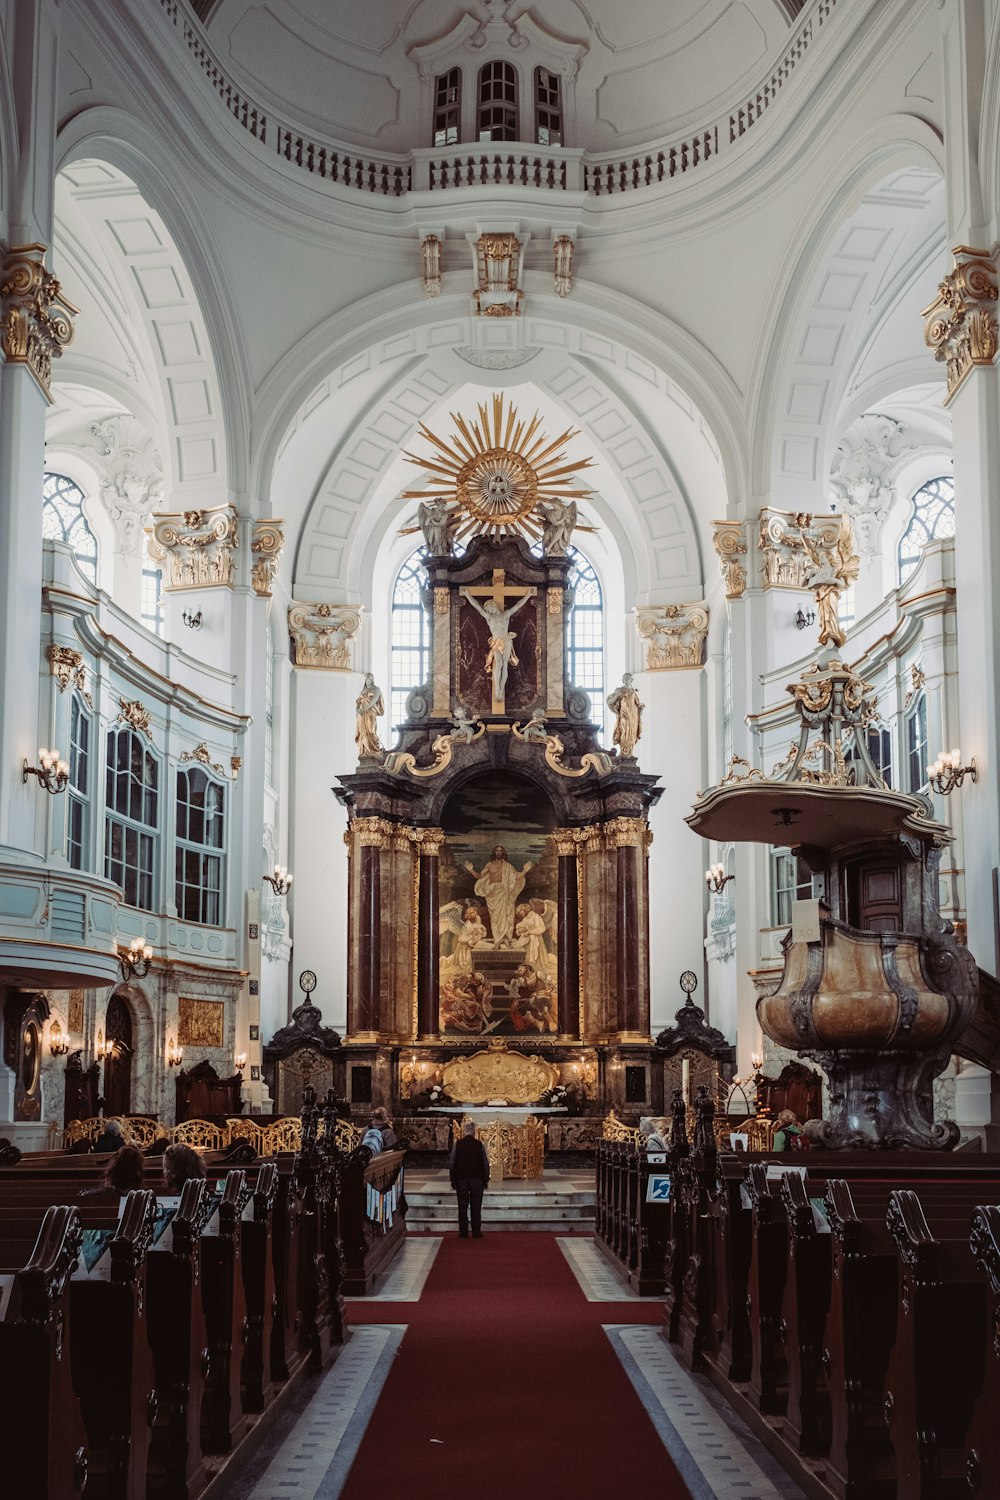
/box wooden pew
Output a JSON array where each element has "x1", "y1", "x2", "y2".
[
  {"x1": 70, "y1": 1189, "x2": 159, "y2": 1500},
  {"x1": 240, "y1": 1161, "x2": 279, "y2": 1413},
  {"x1": 966, "y1": 1203, "x2": 1000, "y2": 1498},
  {"x1": 0, "y1": 1204, "x2": 90, "y2": 1499},
  {"x1": 200, "y1": 1170, "x2": 252, "y2": 1454},
  {"x1": 340, "y1": 1147, "x2": 407, "y2": 1296},
  {"x1": 778, "y1": 1170, "x2": 832, "y2": 1456}
]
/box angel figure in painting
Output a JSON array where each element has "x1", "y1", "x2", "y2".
[
  {"x1": 607, "y1": 672, "x2": 643, "y2": 758},
  {"x1": 440, "y1": 903, "x2": 488, "y2": 976},
  {"x1": 459, "y1": 586, "x2": 537, "y2": 703},
  {"x1": 355, "y1": 673, "x2": 385, "y2": 758},
  {"x1": 514, "y1": 899, "x2": 557, "y2": 976}
]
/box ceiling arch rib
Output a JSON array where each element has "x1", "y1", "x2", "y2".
[
  {"x1": 751, "y1": 129, "x2": 947, "y2": 505},
  {"x1": 250, "y1": 279, "x2": 748, "y2": 522},
  {"x1": 54, "y1": 107, "x2": 253, "y2": 498},
  {"x1": 281, "y1": 343, "x2": 722, "y2": 609}
]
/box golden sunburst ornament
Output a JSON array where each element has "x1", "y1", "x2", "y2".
[{"x1": 400, "y1": 393, "x2": 594, "y2": 542}]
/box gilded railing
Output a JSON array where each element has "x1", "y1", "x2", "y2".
[{"x1": 63, "y1": 1114, "x2": 362, "y2": 1155}]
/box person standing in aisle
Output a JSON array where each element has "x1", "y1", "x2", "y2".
[{"x1": 449, "y1": 1120, "x2": 490, "y2": 1238}]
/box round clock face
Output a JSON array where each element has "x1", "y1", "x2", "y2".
[
  {"x1": 679, "y1": 969, "x2": 698, "y2": 994},
  {"x1": 299, "y1": 969, "x2": 317, "y2": 995}
]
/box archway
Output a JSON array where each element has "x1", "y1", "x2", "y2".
[{"x1": 103, "y1": 991, "x2": 134, "y2": 1116}]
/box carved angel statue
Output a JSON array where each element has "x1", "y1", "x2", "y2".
[
  {"x1": 514, "y1": 898, "x2": 558, "y2": 975},
  {"x1": 536, "y1": 498, "x2": 577, "y2": 556},
  {"x1": 449, "y1": 705, "x2": 479, "y2": 743},
  {"x1": 355, "y1": 672, "x2": 385, "y2": 758},
  {"x1": 417, "y1": 497, "x2": 455, "y2": 556},
  {"x1": 520, "y1": 708, "x2": 548, "y2": 742},
  {"x1": 607, "y1": 672, "x2": 643, "y2": 758},
  {"x1": 801, "y1": 517, "x2": 860, "y2": 650}
]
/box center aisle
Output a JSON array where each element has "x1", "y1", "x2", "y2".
[{"x1": 342, "y1": 1232, "x2": 691, "y2": 1499}]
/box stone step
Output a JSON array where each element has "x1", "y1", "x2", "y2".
[
  {"x1": 407, "y1": 1205, "x2": 594, "y2": 1224},
  {"x1": 407, "y1": 1218, "x2": 594, "y2": 1233},
  {"x1": 406, "y1": 1192, "x2": 595, "y2": 1210}
]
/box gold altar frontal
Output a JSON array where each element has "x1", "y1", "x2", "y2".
[{"x1": 452, "y1": 1112, "x2": 546, "y2": 1180}]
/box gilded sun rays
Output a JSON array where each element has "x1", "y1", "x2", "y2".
[{"x1": 401, "y1": 392, "x2": 594, "y2": 542}]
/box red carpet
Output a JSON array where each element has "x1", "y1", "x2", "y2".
[{"x1": 342, "y1": 1232, "x2": 692, "y2": 1500}]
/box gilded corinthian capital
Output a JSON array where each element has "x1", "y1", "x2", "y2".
[
  {"x1": 923, "y1": 245, "x2": 998, "y2": 404},
  {"x1": 0, "y1": 244, "x2": 77, "y2": 401},
  {"x1": 251, "y1": 520, "x2": 285, "y2": 597},
  {"x1": 288, "y1": 601, "x2": 362, "y2": 670},
  {"x1": 148, "y1": 504, "x2": 239, "y2": 589},
  {"x1": 633, "y1": 603, "x2": 709, "y2": 670},
  {"x1": 711, "y1": 521, "x2": 747, "y2": 599}
]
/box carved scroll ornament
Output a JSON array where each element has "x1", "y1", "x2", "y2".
[
  {"x1": 922, "y1": 245, "x2": 998, "y2": 404},
  {"x1": 251, "y1": 520, "x2": 285, "y2": 597},
  {"x1": 288, "y1": 602, "x2": 362, "y2": 670},
  {"x1": 759, "y1": 509, "x2": 845, "y2": 589},
  {"x1": 634, "y1": 603, "x2": 709, "y2": 670},
  {"x1": 0, "y1": 243, "x2": 77, "y2": 400},
  {"x1": 712, "y1": 521, "x2": 747, "y2": 599},
  {"x1": 149, "y1": 505, "x2": 238, "y2": 589}
]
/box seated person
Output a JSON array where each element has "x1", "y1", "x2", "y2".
[
  {"x1": 92, "y1": 1118, "x2": 124, "y2": 1153},
  {"x1": 371, "y1": 1107, "x2": 398, "y2": 1149},
  {"x1": 360, "y1": 1125, "x2": 384, "y2": 1153},
  {"x1": 79, "y1": 1144, "x2": 145, "y2": 1200},
  {"x1": 772, "y1": 1109, "x2": 804, "y2": 1151},
  {"x1": 638, "y1": 1116, "x2": 668, "y2": 1152},
  {"x1": 163, "y1": 1142, "x2": 207, "y2": 1193}
]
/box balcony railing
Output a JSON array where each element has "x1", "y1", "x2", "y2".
[{"x1": 157, "y1": 0, "x2": 841, "y2": 200}]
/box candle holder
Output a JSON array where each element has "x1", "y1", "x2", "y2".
[
  {"x1": 927, "y1": 748, "x2": 977, "y2": 795},
  {"x1": 119, "y1": 937, "x2": 153, "y2": 981},
  {"x1": 263, "y1": 864, "x2": 293, "y2": 895},
  {"x1": 22, "y1": 748, "x2": 69, "y2": 795}
]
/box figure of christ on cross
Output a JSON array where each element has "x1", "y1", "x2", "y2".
[{"x1": 460, "y1": 569, "x2": 537, "y2": 712}]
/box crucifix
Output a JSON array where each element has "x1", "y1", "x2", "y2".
[{"x1": 460, "y1": 569, "x2": 537, "y2": 713}]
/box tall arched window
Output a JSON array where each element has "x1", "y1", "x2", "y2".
[
  {"x1": 534, "y1": 67, "x2": 562, "y2": 145},
  {"x1": 176, "y1": 765, "x2": 226, "y2": 925},
  {"x1": 898, "y1": 475, "x2": 955, "y2": 584},
  {"x1": 478, "y1": 61, "x2": 518, "y2": 141},
  {"x1": 43, "y1": 472, "x2": 98, "y2": 583},
  {"x1": 105, "y1": 726, "x2": 159, "y2": 910},
  {"x1": 565, "y1": 548, "x2": 604, "y2": 722},
  {"x1": 433, "y1": 67, "x2": 461, "y2": 146},
  {"x1": 390, "y1": 552, "x2": 431, "y2": 730}
]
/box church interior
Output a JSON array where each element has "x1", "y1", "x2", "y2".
[{"x1": 3, "y1": 1, "x2": 1000, "y2": 1496}]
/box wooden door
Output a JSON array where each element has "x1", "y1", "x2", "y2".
[
  {"x1": 103, "y1": 992, "x2": 133, "y2": 1116},
  {"x1": 844, "y1": 858, "x2": 903, "y2": 933}
]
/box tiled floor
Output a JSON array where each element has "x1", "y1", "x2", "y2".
[
  {"x1": 607, "y1": 1325, "x2": 807, "y2": 1500},
  {"x1": 556, "y1": 1233, "x2": 645, "y2": 1300},
  {"x1": 344, "y1": 1235, "x2": 441, "y2": 1302}
]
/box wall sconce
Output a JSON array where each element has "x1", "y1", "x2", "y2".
[
  {"x1": 22, "y1": 747, "x2": 69, "y2": 794},
  {"x1": 794, "y1": 606, "x2": 816, "y2": 631},
  {"x1": 167, "y1": 1036, "x2": 183, "y2": 1068},
  {"x1": 235, "y1": 1052, "x2": 247, "y2": 1072},
  {"x1": 119, "y1": 936, "x2": 153, "y2": 981},
  {"x1": 182, "y1": 610, "x2": 203, "y2": 630},
  {"x1": 705, "y1": 863, "x2": 735, "y2": 895},
  {"x1": 263, "y1": 864, "x2": 293, "y2": 895},
  {"x1": 49, "y1": 1019, "x2": 70, "y2": 1056},
  {"x1": 928, "y1": 748, "x2": 977, "y2": 795}
]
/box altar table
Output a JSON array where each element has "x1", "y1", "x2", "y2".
[{"x1": 429, "y1": 1106, "x2": 567, "y2": 1180}]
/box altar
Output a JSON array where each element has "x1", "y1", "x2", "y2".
[{"x1": 430, "y1": 1105, "x2": 567, "y2": 1180}]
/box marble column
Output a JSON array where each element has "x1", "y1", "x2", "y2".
[
  {"x1": 357, "y1": 824, "x2": 383, "y2": 1035},
  {"x1": 414, "y1": 828, "x2": 444, "y2": 1041},
  {"x1": 610, "y1": 819, "x2": 645, "y2": 1038},
  {"x1": 555, "y1": 830, "x2": 580, "y2": 1037}
]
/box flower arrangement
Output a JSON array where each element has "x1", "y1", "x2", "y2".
[
  {"x1": 427, "y1": 1082, "x2": 449, "y2": 1105},
  {"x1": 538, "y1": 1083, "x2": 569, "y2": 1107}
]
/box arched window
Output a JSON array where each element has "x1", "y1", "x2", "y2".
[
  {"x1": 67, "y1": 692, "x2": 92, "y2": 871},
  {"x1": 534, "y1": 67, "x2": 562, "y2": 145},
  {"x1": 141, "y1": 537, "x2": 164, "y2": 636},
  {"x1": 905, "y1": 693, "x2": 928, "y2": 793},
  {"x1": 478, "y1": 61, "x2": 518, "y2": 141},
  {"x1": 43, "y1": 472, "x2": 98, "y2": 584},
  {"x1": 176, "y1": 765, "x2": 226, "y2": 925},
  {"x1": 390, "y1": 552, "x2": 431, "y2": 730},
  {"x1": 565, "y1": 548, "x2": 604, "y2": 723},
  {"x1": 898, "y1": 475, "x2": 955, "y2": 584},
  {"x1": 433, "y1": 67, "x2": 461, "y2": 146},
  {"x1": 105, "y1": 726, "x2": 159, "y2": 910}
]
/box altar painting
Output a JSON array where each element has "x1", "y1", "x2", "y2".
[{"x1": 438, "y1": 774, "x2": 557, "y2": 1036}]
